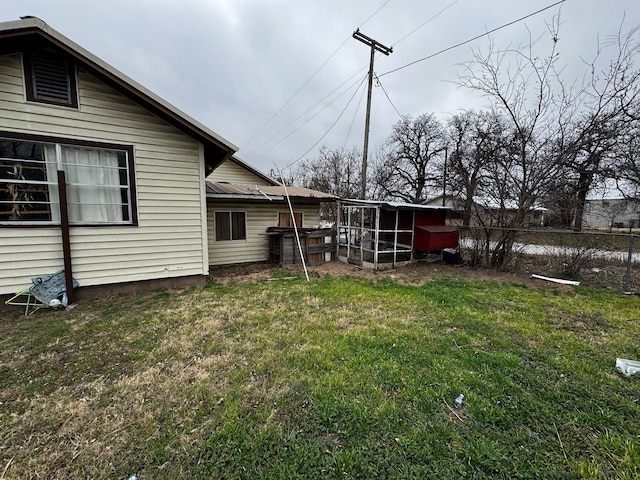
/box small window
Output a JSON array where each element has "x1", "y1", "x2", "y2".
[
  {"x1": 278, "y1": 211, "x2": 303, "y2": 227},
  {"x1": 215, "y1": 211, "x2": 246, "y2": 241},
  {"x1": 24, "y1": 52, "x2": 78, "y2": 108}
]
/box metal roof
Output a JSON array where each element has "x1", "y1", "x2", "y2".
[
  {"x1": 426, "y1": 194, "x2": 547, "y2": 212},
  {"x1": 338, "y1": 199, "x2": 450, "y2": 210},
  {"x1": 206, "y1": 181, "x2": 337, "y2": 201}
]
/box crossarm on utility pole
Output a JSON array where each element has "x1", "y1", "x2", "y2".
[{"x1": 352, "y1": 29, "x2": 392, "y2": 200}]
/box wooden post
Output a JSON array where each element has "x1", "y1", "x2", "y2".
[
  {"x1": 352, "y1": 29, "x2": 392, "y2": 200},
  {"x1": 442, "y1": 147, "x2": 448, "y2": 206},
  {"x1": 57, "y1": 170, "x2": 74, "y2": 304},
  {"x1": 624, "y1": 234, "x2": 635, "y2": 293}
]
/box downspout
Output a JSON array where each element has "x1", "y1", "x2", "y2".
[{"x1": 199, "y1": 144, "x2": 209, "y2": 277}]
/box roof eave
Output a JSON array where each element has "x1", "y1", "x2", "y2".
[
  {"x1": 207, "y1": 193, "x2": 286, "y2": 201},
  {"x1": 339, "y1": 199, "x2": 450, "y2": 211}
]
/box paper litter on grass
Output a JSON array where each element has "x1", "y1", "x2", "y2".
[{"x1": 616, "y1": 358, "x2": 640, "y2": 377}]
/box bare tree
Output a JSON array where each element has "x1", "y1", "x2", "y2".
[
  {"x1": 294, "y1": 146, "x2": 362, "y2": 199},
  {"x1": 616, "y1": 117, "x2": 640, "y2": 197},
  {"x1": 445, "y1": 110, "x2": 509, "y2": 226},
  {"x1": 457, "y1": 26, "x2": 565, "y2": 268},
  {"x1": 373, "y1": 113, "x2": 446, "y2": 203},
  {"x1": 555, "y1": 24, "x2": 640, "y2": 229},
  {"x1": 558, "y1": 116, "x2": 620, "y2": 229}
]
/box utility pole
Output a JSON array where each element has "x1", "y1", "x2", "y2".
[{"x1": 352, "y1": 28, "x2": 392, "y2": 200}]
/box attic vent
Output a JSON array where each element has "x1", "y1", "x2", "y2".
[{"x1": 25, "y1": 53, "x2": 78, "y2": 107}]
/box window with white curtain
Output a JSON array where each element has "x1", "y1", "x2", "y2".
[{"x1": 0, "y1": 136, "x2": 135, "y2": 225}]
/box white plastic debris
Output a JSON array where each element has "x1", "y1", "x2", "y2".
[
  {"x1": 531, "y1": 274, "x2": 580, "y2": 286},
  {"x1": 616, "y1": 358, "x2": 640, "y2": 377},
  {"x1": 454, "y1": 394, "x2": 465, "y2": 409}
]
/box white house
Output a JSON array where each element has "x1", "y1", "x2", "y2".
[{"x1": 0, "y1": 17, "x2": 238, "y2": 300}]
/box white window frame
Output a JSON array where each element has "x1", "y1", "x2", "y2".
[{"x1": 0, "y1": 135, "x2": 136, "y2": 226}]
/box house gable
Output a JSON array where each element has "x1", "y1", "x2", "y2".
[{"x1": 209, "y1": 156, "x2": 279, "y2": 185}]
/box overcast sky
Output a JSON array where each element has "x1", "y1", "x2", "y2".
[{"x1": 4, "y1": 1, "x2": 640, "y2": 177}]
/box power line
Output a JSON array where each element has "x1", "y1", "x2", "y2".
[
  {"x1": 391, "y1": 0, "x2": 460, "y2": 47},
  {"x1": 343, "y1": 79, "x2": 368, "y2": 149},
  {"x1": 253, "y1": 73, "x2": 367, "y2": 156},
  {"x1": 375, "y1": 74, "x2": 403, "y2": 119},
  {"x1": 242, "y1": 0, "x2": 393, "y2": 151},
  {"x1": 359, "y1": 0, "x2": 393, "y2": 29},
  {"x1": 379, "y1": 0, "x2": 567, "y2": 78},
  {"x1": 274, "y1": 0, "x2": 459, "y2": 169},
  {"x1": 358, "y1": 0, "x2": 461, "y2": 73},
  {"x1": 242, "y1": 36, "x2": 351, "y2": 151},
  {"x1": 280, "y1": 75, "x2": 369, "y2": 172},
  {"x1": 245, "y1": 0, "x2": 463, "y2": 161},
  {"x1": 265, "y1": 74, "x2": 367, "y2": 158}
]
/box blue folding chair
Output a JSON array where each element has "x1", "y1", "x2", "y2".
[{"x1": 5, "y1": 270, "x2": 79, "y2": 315}]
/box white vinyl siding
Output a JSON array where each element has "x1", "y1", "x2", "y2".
[
  {"x1": 0, "y1": 54, "x2": 208, "y2": 294},
  {"x1": 208, "y1": 158, "x2": 270, "y2": 184},
  {"x1": 207, "y1": 202, "x2": 321, "y2": 266}
]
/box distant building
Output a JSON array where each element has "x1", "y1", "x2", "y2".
[
  {"x1": 424, "y1": 194, "x2": 547, "y2": 227},
  {"x1": 582, "y1": 198, "x2": 640, "y2": 229}
]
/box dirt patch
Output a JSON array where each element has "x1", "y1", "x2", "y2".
[{"x1": 208, "y1": 260, "x2": 572, "y2": 291}]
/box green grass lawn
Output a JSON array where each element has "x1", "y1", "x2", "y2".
[{"x1": 1, "y1": 268, "x2": 640, "y2": 479}]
